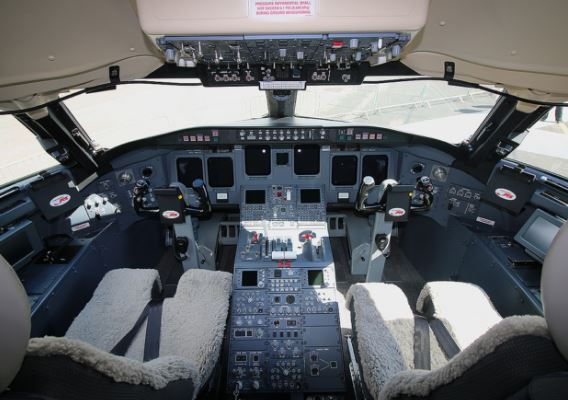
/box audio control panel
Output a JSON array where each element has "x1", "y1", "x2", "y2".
[{"x1": 227, "y1": 185, "x2": 345, "y2": 395}]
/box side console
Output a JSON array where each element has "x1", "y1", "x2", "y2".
[{"x1": 227, "y1": 186, "x2": 346, "y2": 395}]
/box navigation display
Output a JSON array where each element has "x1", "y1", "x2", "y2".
[
  {"x1": 177, "y1": 157, "x2": 203, "y2": 187},
  {"x1": 207, "y1": 157, "x2": 234, "y2": 187},
  {"x1": 245, "y1": 190, "x2": 266, "y2": 204},
  {"x1": 362, "y1": 155, "x2": 389, "y2": 183},
  {"x1": 245, "y1": 146, "x2": 271, "y2": 176},
  {"x1": 294, "y1": 145, "x2": 320, "y2": 175},
  {"x1": 332, "y1": 155, "x2": 358, "y2": 186},
  {"x1": 300, "y1": 189, "x2": 321, "y2": 203}
]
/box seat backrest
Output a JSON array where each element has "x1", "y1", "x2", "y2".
[
  {"x1": 541, "y1": 221, "x2": 568, "y2": 360},
  {"x1": 0, "y1": 255, "x2": 31, "y2": 392}
]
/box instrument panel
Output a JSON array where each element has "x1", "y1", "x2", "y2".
[
  {"x1": 165, "y1": 144, "x2": 397, "y2": 206},
  {"x1": 84, "y1": 124, "x2": 489, "y2": 233}
]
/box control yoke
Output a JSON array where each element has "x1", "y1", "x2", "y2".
[
  {"x1": 133, "y1": 179, "x2": 212, "y2": 217},
  {"x1": 355, "y1": 176, "x2": 434, "y2": 214}
]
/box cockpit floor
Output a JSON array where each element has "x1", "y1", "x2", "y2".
[{"x1": 331, "y1": 237, "x2": 424, "y2": 312}]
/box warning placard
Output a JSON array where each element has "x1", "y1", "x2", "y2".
[{"x1": 249, "y1": 0, "x2": 316, "y2": 17}]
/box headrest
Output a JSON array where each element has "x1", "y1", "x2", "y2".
[
  {"x1": 541, "y1": 222, "x2": 568, "y2": 360},
  {"x1": 0, "y1": 255, "x2": 31, "y2": 392}
]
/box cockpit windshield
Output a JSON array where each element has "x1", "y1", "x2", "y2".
[
  {"x1": 63, "y1": 78, "x2": 499, "y2": 149},
  {"x1": 63, "y1": 80, "x2": 268, "y2": 149},
  {"x1": 296, "y1": 78, "x2": 500, "y2": 144}
]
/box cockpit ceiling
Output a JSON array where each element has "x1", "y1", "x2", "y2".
[
  {"x1": 136, "y1": 0, "x2": 429, "y2": 35},
  {"x1": 403, "y1": 0, "x2": 568, "y2": 100},
  {"x1": 1, "y1": 0, "x2": 568, "y2": 103}
]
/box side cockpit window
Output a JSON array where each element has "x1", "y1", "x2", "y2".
[
  {"x1": 508, "y1": 106, "x2": 568, "y2": 178},
  {"x1": 0, "y1": 115, "x2": 58, "y2": 187}
]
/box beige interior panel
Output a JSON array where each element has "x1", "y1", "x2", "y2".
[
  {"x1": 0, "y1": 0, "x2": 162, "y2": 103},
  {"x1": 0, "y1": 56, "x2": 161, "y2": 105},
  {"x1": 136, "y1": 0, "x2": 429, "y2": 35},
  {"x1": 402, "y1": 52, "x2": 568, "y2": 96},
  {"x1": 402, "y1": 0, "x2": 568, "y2": 94}
]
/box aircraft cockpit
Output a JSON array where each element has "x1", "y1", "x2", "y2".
[{"x1": 1, "y1": 1, "x2": 568, "y2": 399}]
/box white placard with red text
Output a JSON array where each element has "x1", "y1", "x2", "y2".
[{"x1": 249, "y1": 0, "x2": 316, "y2": 17}]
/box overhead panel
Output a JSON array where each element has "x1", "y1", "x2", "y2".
[{"x1": 154, "y1": 33, "x2": 411, "y2": 86}]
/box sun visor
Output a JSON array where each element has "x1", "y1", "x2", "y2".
[
  {"x1": 136, "y1": 0, "x2": 429, "y2": 35},
  {"x1": 29, "y1": 174, "x2": 82, "y2": 221}
]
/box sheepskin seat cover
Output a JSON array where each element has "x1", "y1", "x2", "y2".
[
  {"x1": 416, "y1": 281, "x2": 502, "y2": 350},
  {"x1": 28, "y1": 268, "x2": 232, "y2": 392},
  {"x1": 65, "y1": 268, "x2": 161, "y2": 354},
  {"x1": 379, "y1": 316, "x2": 550, "y2": 400},
  {"x1": 346, "y1": 283, "x2": 447, "y2": 400}
]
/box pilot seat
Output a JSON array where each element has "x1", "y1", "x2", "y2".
[
  {"x1": 0, "y1": 259, "x2": 232, "y2": 399},
  {"x1": 347, "y1": 222, "x2": 568, "y2": 399}
]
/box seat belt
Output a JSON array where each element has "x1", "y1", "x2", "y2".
[
  {"x1": 143, "y1": 299, "x2": 163, "y2": 361},
  {"x1": 111, "y1": 299, "x2": 164, "y2": 361},
  {"x1": 429, "y1": 318, "x2": 460, "y2": 359},
  {"x1": 413, "y1": 315, "x2": 431, "y2": 370}
]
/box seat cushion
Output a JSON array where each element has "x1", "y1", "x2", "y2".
[
  {"x1": 128, "y1": 269, "x2": 233, "y2": 389},
  {"x1": 347, "y1": 283, "x2": 416, "y2": 399},
  {"x1": 416, "y1": 282, "x2": 502, "y2": 350},
  {"x1": 380, "y1": 316, "x2": 562, "y2": 400},
  {"x1": 65, "y1": 268, "x2": 161, "y2": 357},
  {"x1": 26, "y1": 336, "x2": 198, "y2": 390}
]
